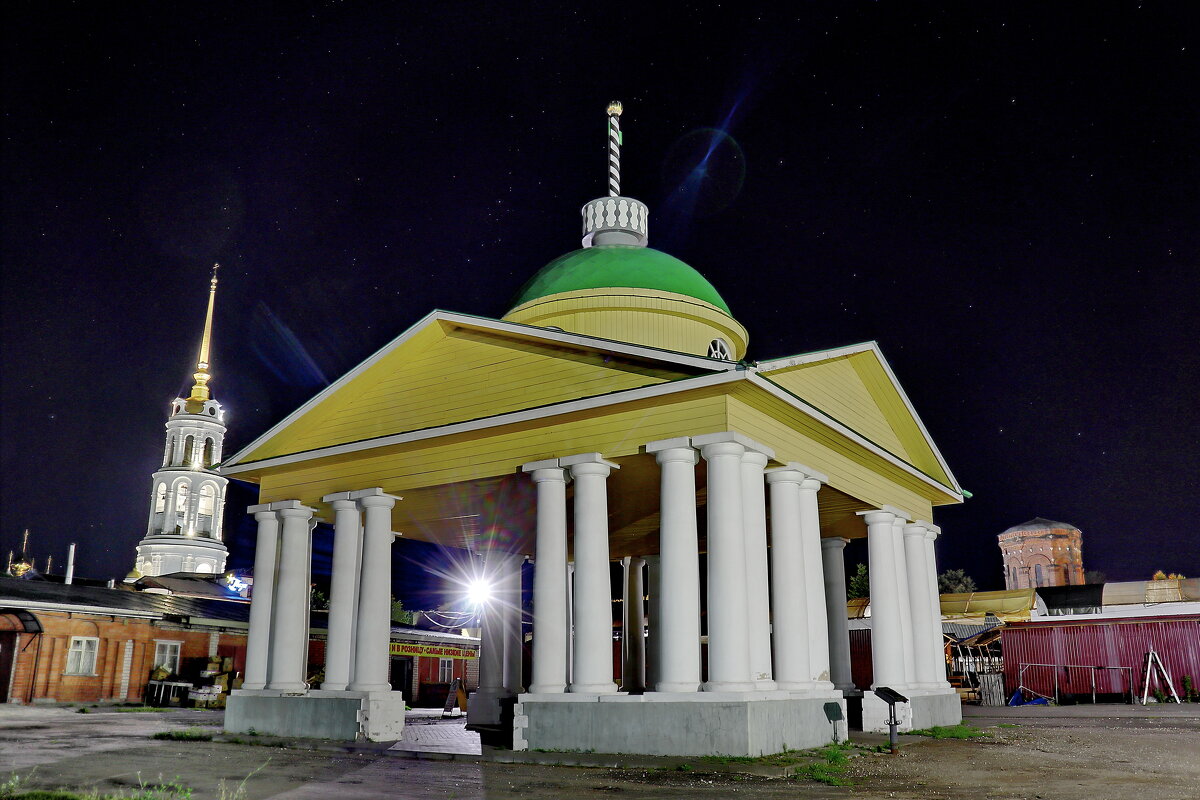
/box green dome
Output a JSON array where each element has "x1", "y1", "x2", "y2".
[{"x1": 510, "y1": 245, "x2": 732, "y2": 316}]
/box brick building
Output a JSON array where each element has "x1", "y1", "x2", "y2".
[
  {"x1": 998, "y1": 518, "x2": 1085, "y2": 589},
  {"x1": 0, "y1": 576, "x2": 478, "y2": 706}
]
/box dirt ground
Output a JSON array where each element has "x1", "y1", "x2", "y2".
[{"x1": 2, "y1": 703, "x2": 1198, "y2": 799}]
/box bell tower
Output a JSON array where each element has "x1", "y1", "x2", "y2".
[{"x1": 131, "y1": 265, "x2": 230, "y2": 578}]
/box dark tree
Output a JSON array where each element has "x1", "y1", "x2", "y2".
[
  {"x1": 937, "y1": 568, "x2": 977, "y2": 594},
  {"x1": 847, "y1": 563, "x2": 870, "y2": 599}
]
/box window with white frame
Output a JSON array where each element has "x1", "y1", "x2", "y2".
[
  {"x1": 153, "y1": 640, "x2": 182, "y2": 675},
  {"x1": 66, "y1": 637, "x2": 99, "y2": 675},
  {"x1": 438, "y1": 658, "x2": 454, "y2": 683}
]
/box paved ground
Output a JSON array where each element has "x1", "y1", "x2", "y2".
[{"x1": 1, "y1": 702, "x2": 1198, "y2": 798}]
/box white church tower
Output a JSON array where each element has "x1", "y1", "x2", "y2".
[{"x1": 132, "y1": 265, "x2": 230, "y2": 577}]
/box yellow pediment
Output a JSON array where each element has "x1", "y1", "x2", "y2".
[
  {"x1": 756, "y1": 343, "x2": 958, "y2": 492},
  {"x1": 226, "y1": 312, "x2": 713, "y2": 468}
]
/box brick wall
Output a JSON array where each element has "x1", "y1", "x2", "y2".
[{"x1": 4, "y1": 610, "x2": 246, "y2": 704}]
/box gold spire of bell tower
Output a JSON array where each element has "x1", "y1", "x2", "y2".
[{"x1": 186, "y1": 264, "x2": 220, "y2": 410}]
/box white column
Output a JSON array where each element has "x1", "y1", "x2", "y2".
[
  {"x1": 821, "y1": 537, "x2": 855, "y2": 691},
  {"x1": 765, "y1": 467, "x2": 812, "y2": 691},
  {"x1": 524, "y1": 463, "x2": 569, "y2": 694},
  {"x1": 923, "y1": 524, "x2": 951, "y2": 688},
  {"x1": 798, "y1": 476, "x2": 834, "y2": 691},
  {"x1": 564, "y1": 453, "x2": 619, "y2": 694},
  {"x1": 620, "y1": 556, "x2": 646, "y2": 692},
  {"x1": 242, "y1": 505, "x2": 280, "y2": 690},
  {"x1": 693, "y1": 433, "x2": 755, "y2": 692},
  {"x1": 740, "y1": 449, "x2": 775, "y2": 690},
  {"x1": 643, "y1": 555, "x2": 661, "y2": 691},
  {"x1": 904, "y1": 523, "x2": 937, "y2": 688},
  {"x1": 502, "y1": 554, "x2": 524, "y2": 694},
  {"x1": 891, "y1": 515, "x2": 917, "y2": 687},
  {"x1": 349, "y1": 490, "x2": 398, "y2": 692},
  {"x1": 859, "y1": 509, "x2": 906, "y2": 689},
  {"x1": 268, "y1": 502, "x2": 315, "y2": 692},
  {"x1": 566, "y1": 562, "x2": 575, "y2": 687},
  {"x1": 646, "y1": 439, "x2": 701, "y2": 693},
  {"x1": 467, "y1": 553, "x2": 508, "y2": 725},
  {"x1": 321, "y1": 494, "x2": 363, "y2": 690}
]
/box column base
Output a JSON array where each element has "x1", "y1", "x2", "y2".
[
  {"x1": 467, "y1": 687, "x2": 514, "y2": 726},
  {"x1": 266, "y1": 682, "x2": 308, "y2": 693},
  {"x1": 702, "y1": 680, "x2": 756, "y2": 692},
  {"x1": 348, "y1": 682, "x2": 391, "y2": 692},
  {"x1": 320, "y1": 681, "x2": 349, "y2": 691},
  {"x1": 754, "y1": 679, "x2": 777, "y2": 691},
  {"x1": 860, "y1": 686, "x2": 961, "y2": 733},
  {"x1": 655, "y1": 680, "x2": 701, "y2": 693},
  {"x1": 514, "y1": 692, "x2": 848, "y2": 756},
  {"x1": 241, "y1": 682, "x2": 267, "y2": 691},
  {"x1": 226, "y1": 689, "x2": 406, "y2": 742},
  {"x1": 569, "y1": 682, "x2": 620, "y2": 694},
  {"x1": 527, "y1": 683, "x2": 567, "y2": 694},
  {"x1": 774, "y1": 680, "x2": 818, "y2": 692}
]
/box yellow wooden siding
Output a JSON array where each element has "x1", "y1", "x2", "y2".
[
  {"x1": 759, "y1": 357, "x2": 911, "y2": 461},
  {"x1": 848, "y1": 352, "x2": 953, "y2": 486},
  {"x1": 240, "y1": 323, "x2": 693, "y2": 463},
  {"x1": 253, "y1": 388, "x2": 732, "y2": 508},
  {"x1": 726, "y1": 387, "x2": 939, "y2": 519},
  {"x1": 505, "y1": 288, "x2": 748, "y2": 359}
]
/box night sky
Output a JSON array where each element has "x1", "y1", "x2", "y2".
[{"x1": 3, "y1": 3, "x2": 1197, "y2": 590}]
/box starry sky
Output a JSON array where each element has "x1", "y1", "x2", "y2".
[{"x1": 2, "y1": 3, "x2": 1197, "y2": 590}]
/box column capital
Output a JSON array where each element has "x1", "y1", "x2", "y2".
[
  {"x1": 351, "y1": 487, "x2": 401, "y2": 503},
  {"x1": 250, "y1": 508, "x2": 277, "y2": 521},
  {"x1": 358, "y1": 494, "x2": 400, "y2": 510},
  {"x1": 740, "y1": 449, "x2": 770, "y2": 469},
  {"x1": 765, "y1": 461, "x2": 829, "y2": 485},
  {"x1": 916, "y1": 520, "x2": 942, "y2": 538},
  {"x1": 820, "y1": 536, "x2": 850, "y2": 551},
  {"x1": 521, "y1": 457, "x2": 561, "y2": 472},
  {"x1": 276, "y1": 504, "x2": 317, "y2": 520},
  {"x1": 858, "y1": 509, "x2": 896, "y2": 526},
  {"x1": 690, "y1": 431, "x2": 775, "y2": 459},
  {"x1": 646, "y1": 437, "x2": 699, "y2": 465},
  {"x1": 645, "y1": 436, "x2": 693, "y2": 453},
  {"x1": 622, "y1": 555, "x2": 646, "y2": 569},
  {"x1": 560, "y1": 452, "x2": 620, "y2": 469},
  {"x1": 527, "y1": 467, "x2": 568, "y2": 484},
  {"x1": 881, "y1": 504, "x2": 913, "y2": 522},
  {"x1": 325, "y1": 497, "x2": 359, "y2": 511},
  {"x1": 902, "y1": 522, "x2": 930, "y2": 539}
]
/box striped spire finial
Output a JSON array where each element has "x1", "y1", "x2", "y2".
[{"x1": 607, "y1": 101, "x2": 622, "y2": 197}]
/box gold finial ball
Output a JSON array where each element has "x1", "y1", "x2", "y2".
[{"x1": 607, "y1": 101, "x2": 623, "y2": 117}]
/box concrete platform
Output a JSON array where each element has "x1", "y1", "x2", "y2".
[
  {"x1": 514, "y1": 691, "x2": 848, "y2": 756},
  {"x1": 860, "y1": 687, "x2": 961, "y2": 733},
  {"x1": 226, "y1": 688, "x2": 407, "y2": 742}
]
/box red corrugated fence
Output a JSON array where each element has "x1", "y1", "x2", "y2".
[{"x1": 1002, "y1": 615, "x2": 1200, "y2": 701}]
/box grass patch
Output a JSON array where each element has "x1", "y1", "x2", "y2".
[
  {"x1": 792, "y1": 744, "x2": 854, "y2": 786},
  {"x1": 113, "y1": 707, "x2": 171, "y2": 714},
  {"x1": 908, "y1": 723, "x2": 989, "y2": 739},
  {"x1": 997, "y1": 723, "x2": 1021, "y2": 728},
  {"x1": 151, "y1": 729, "x2": 212, "y2": 742}
]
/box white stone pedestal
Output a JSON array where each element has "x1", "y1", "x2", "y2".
[
  {"x1": 226, "y1": 689, "x2": 406, "y2": 742},
  {"x1": 859, "y1": 687, "x2": 961, "y2": 733},
  {"x1": 513, "y1": 691, "x2": 847, "y2": 756}
]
